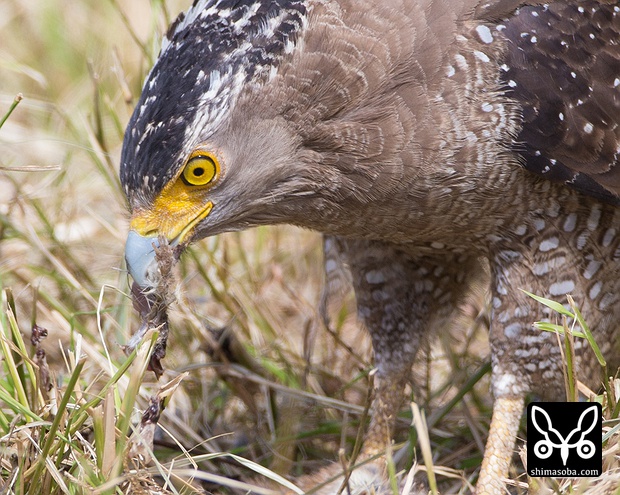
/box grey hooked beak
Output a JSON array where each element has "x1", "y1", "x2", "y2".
[{"x1": 125, "y1": 230, "x2": 160, "y2": 287}]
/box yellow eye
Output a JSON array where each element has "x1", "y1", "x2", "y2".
[{"x1": 182, "y1": 153, "x2": 218, "y2": 186}]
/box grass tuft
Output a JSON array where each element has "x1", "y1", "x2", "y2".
[{"x1": 525, "y1": 291, "x2": 620, "y2": 494}]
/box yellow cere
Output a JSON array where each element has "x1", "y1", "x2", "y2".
[{"x1": 130, "y1": 151, "x2": 219, "y2": 242}]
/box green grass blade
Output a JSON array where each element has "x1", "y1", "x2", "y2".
[
  {"x1": 521, "y1": 289, "x2": 574, "y2": 317},
  {"x1": 533, "y1": 321, "x2": 586, "y2": 338},
  {"x1": 567, "y1": 295, "x2": 606, "y2": 368},
  {"x1": 0, "y1": 94, "x2": 22, "y2": 130}
]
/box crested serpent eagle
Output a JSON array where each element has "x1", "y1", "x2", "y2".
[{"x1": 120, "y1": 1, "x2": 620, "y2": 493}]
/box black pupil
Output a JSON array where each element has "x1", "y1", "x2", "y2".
[{"x1": 193, "y1": 167, "x2": 205, "y2": 177}]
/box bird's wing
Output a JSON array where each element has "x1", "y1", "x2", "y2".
[{"x1": 499, "y1": 2, "x2": 620, "y2": 204}]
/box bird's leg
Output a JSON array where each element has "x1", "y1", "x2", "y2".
[
  {"x1": 361, "y1": 359, "x2": 413, "y2": 459},
  {"x1": 477, "y1": 256, "x2": 544, "y2": 495},
  {"x1": 344, "y1": 248, "x2": 425, "y2": 464},
  {"x1": 479, "y1": 241, "x2": 594, "y2": 494},
  {"x1": 475, "y1": 395, "x2": 525, "y2": 495},
  {"x1": 337, "y1": 240, "x2": 479, "y2": 468}
]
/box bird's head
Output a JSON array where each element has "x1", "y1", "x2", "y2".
[{"x1": 120, "y1": 1, "x2": 315, "y2": 287}]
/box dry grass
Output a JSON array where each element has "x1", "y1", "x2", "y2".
[{"x1": 0, "y1": 1, "x2": 618, "y2": 494}]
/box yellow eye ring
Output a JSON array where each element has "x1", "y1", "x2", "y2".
[{"x1": 182, "y1": 152, "x2": 219, "y2": 186}]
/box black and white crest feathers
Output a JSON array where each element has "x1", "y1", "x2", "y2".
[{"x1": 120, "y1": 0, "x2": 307, "y2": 203}]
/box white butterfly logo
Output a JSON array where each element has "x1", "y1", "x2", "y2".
[{"x1": 531, "y1": 404, "x2": 598, "y2": 465}]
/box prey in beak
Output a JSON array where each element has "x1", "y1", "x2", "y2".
[{"x1": 123, "y1": 234, "x2": 181, "y2": 377}]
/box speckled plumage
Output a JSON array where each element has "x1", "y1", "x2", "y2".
[{"x1": 120, "y1": 1, "x2": 620, "y2": 493}]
